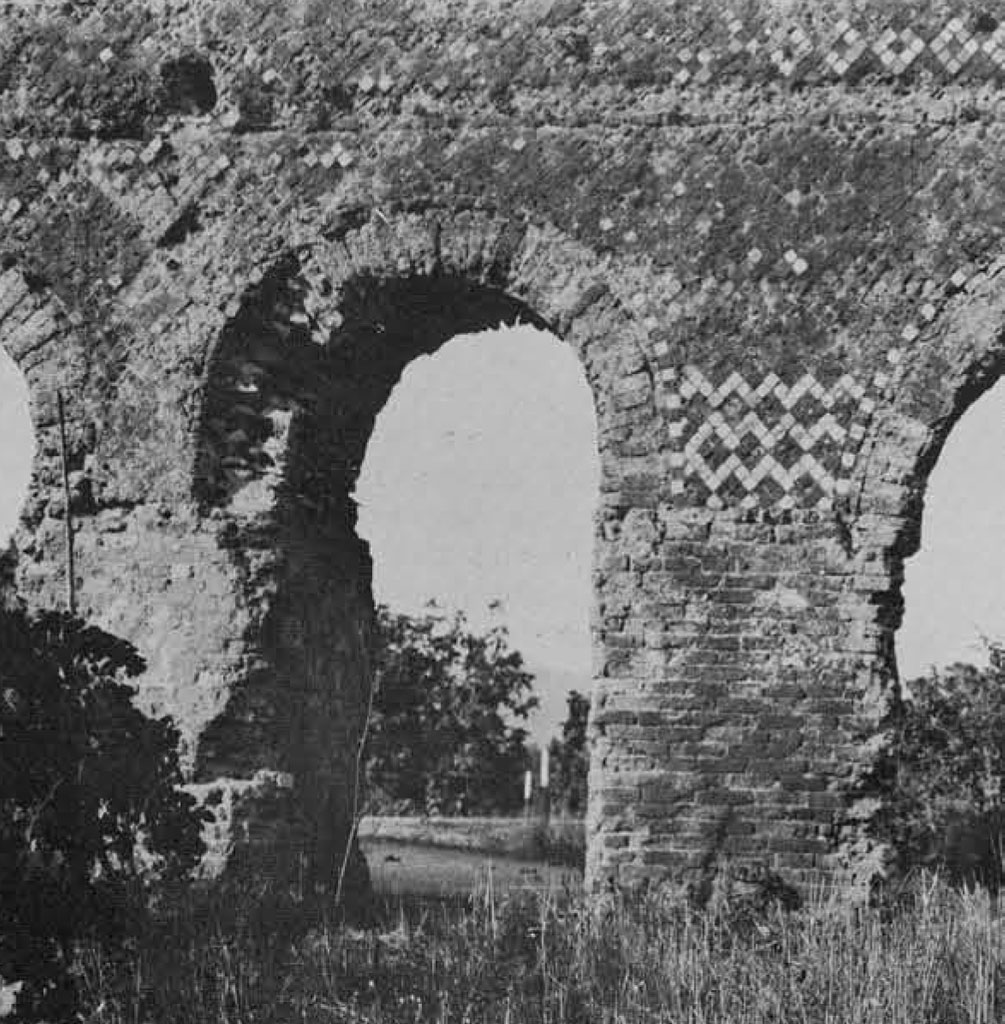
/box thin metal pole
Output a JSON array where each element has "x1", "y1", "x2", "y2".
[{"x1": 57, "y1": 390, "x2": 76, "y2": 616}]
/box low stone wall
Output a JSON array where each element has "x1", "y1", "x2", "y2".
[{"x1": 359, "y1": 815, "x2": 586, "y2": 860}]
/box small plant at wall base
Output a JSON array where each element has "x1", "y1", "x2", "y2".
[
  {"x1": 365, "y1": 604, "x2": 538, "y2": 816},
  {"x1": 0, "y1": 607, "x2": 207, "y2": 1023},
  {"x1": 870, "y1": 642, "x2": 1005, "y2": 895}
]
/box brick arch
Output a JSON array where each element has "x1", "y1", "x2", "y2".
[
  {"x1": 848, "y1": 280, "x2": 1005, "y2": 690},
  {"x1": 193, "y1": 211, "x2": 664, "y2": 497},
  {"x1": 770, "y1": 285, "x2": 1005, "y2": 888},
  {"x1": 182, "y1": 210, "x2": 660, "y2": 888}
]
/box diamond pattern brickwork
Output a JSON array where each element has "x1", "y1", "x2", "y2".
[
  {"x1": 739, "y1": 15, "x2": 995, "y2": 81},
  {"x1": 664, "y1": 367, "x2": 875, "y2": 511},
  {"x1": 673, "y1": 14, "x2": 1005, "y2": 84}
]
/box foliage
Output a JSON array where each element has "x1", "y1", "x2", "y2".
[
  {"x1": 871, "y1": 643, "x2": 1005, "y2": 892},
  {"x1": 365, "y1": 605, "x2": 538, "y2": 816},
  {"x1": 72, "y1": 871, "x2": 1005, "y2": 1024},
  {"x1": 547, "y1": 689, "x2": 590, "y2": 815},
  {"x1": 0, "y1": 607, "x2": 207, "y2": 1021}
]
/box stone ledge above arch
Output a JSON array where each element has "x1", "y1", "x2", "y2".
[{"x1": 7, "y1": 1, "x2": 1005, "y2": 148}]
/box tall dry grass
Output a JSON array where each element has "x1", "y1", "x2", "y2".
[{"x1": 73, "y1": 872, "x2": 1003, "y2": 1024}]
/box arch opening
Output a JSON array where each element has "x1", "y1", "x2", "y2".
[
  {"x1": 354, "y1": 324, "x2": 601, "y2": 808},
  {"x1": 190, "y1": 260, "x2": 605, "y2": 886},
  {"x1": 898, "y1": 376, "x2": 1005, "y2": 685},
  {"x1": 0, "y1": 347, "x2": 36, "y2": 557}
]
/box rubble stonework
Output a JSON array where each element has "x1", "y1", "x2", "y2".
[{"x1": 3, "y1": 0, "x2": 1005, "y2": 895}]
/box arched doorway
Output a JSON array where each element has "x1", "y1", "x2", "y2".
[
  {"x1": 187, "y1": 235, "x2": 641, "y2": 889},
  {"x1": 899, "y1": 378, "x2": 1005, "y2": 685},
  {"x1": 355, "y1": 324, "x2": 600, "y2": 751}
]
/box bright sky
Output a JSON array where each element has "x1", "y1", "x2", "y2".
[
  {"x1": 897, "y1": 377, "x2": 1005, "y2": 679},
  {"x1": 0, "y1": 349, "x2": 34, "y2": 543},
  {"x1": 354, "y1": 327, "x2": 600, "y2": 693},
  {"x1": 2, "y1": 338, "x2": 1005, "y2": 737}
]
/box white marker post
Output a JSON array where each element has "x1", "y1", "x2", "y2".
[
  {"x1": 523, "y1": 768, "x2": 532, "y2": 819},
  {"x1": 539, "y1": 745, "x2": 550, "y2": 824}
]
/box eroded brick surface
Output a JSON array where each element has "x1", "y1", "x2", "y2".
[{"x1": 3, "y1": 0, "x2": 1005, "y2": 896}]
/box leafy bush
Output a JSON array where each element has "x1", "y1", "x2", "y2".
[
  {"x1": 871, "y1": 644, "x2": 1005, "y2": 893},
  {"x1": 366, "y1": 604, "x2": 538, "y2": 816},
  {"x1": 0, "y1": 607, "x2": 207, "y2": 1021}
]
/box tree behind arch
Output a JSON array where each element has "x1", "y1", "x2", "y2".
[
  {"x1": 871, "y1": 644, "x2": 1005, "y2": 895},
  {"x1": 548, "y1": 689, "x2": 590, "y2": 815},
  {"x1": 365, "y1": 605, "x2": 538, "y2": 816}
]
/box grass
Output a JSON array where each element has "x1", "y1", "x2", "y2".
[{"x1": 68, "y1": 870, "x2": 1005, "y2": 1024}]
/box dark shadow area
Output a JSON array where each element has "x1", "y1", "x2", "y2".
[
  {"x1": 194, "y1": 256, "x2": 550, "y2": 514},
  {"x1": 159, "y1": 54, "x2": 217, "y2": 115}
]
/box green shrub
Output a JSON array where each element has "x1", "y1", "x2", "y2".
[
  {"x1": 366, "y1": 605, "x2": 538, "y2": 816},
  {"x1": 872, "y1": 644, "x2": 1005, "y2": 894},
  {"x1": 0, "y1": 607, "x2": 207, "y2": 1021},
  {"x1": 547, "y1": 690, "x2": 589, "y2": 816}
]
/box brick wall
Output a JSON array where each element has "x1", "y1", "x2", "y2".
[{"x1": 2, "y1": 0, "x2": 1005, "y2": 896}]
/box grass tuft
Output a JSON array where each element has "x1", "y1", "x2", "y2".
[{"x1": 71, "y1": 871, "x2": 1005, "y2": 1024}]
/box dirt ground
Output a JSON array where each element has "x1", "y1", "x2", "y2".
[{"x1": 361, "y1": 839, "x2": 583, "y2": 898}]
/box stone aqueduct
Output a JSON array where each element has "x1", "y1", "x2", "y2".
[{"x1": 4, "y1": 0, "x2": 1005, "y2": 895}]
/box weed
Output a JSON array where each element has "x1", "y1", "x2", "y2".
[{"x1": 68, "y1": 870, "x2": 1005, "y2": 1024}]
